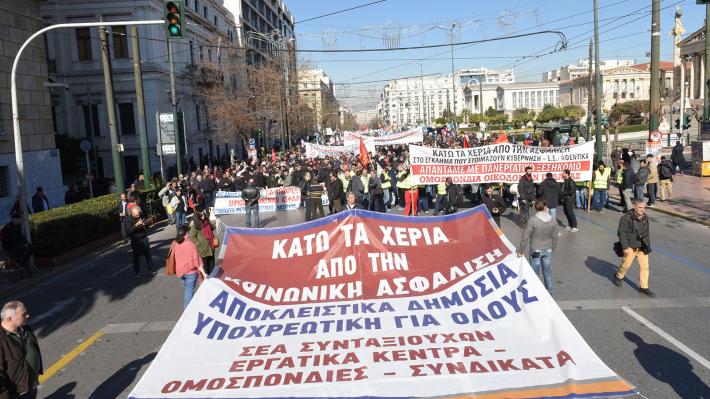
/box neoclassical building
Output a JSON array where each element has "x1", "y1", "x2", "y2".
[{"x1": 678, "y1": 26, "x2": 707, "y2": 106}]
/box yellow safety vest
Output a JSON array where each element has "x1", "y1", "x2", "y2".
[
  {"x1": 381, "y1": 173, "x2": 391, "y2": 189},
  {"x1": 397, "y1": 170, "x2": 410, "y2": 190},
  {"x1": 593, "y1": 168, "x2": 611, "y2": 190},
  {"x1": 437, "y1": 183, "x2": 446, "y2": 195},
  {"x1": 360, "y1": 175, "x2": 370, "y2": 193},
  {"x1": 615, "y1": 169, "x2": 623, "y2": 184}
]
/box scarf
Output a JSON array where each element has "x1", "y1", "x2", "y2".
[{"x1": 200, "y1": 219, "x2": 215, "y2": 243}]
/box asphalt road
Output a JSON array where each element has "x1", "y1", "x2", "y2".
[{"x1": 7, "y1": 201, "x2": 709, "y2": 398}]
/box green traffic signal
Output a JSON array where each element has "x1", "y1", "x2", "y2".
[{"x1": 164, "y1": 1, "x2": 184, "y2": 39}]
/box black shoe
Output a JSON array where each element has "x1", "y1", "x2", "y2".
[
  {"x1": 134, "y1": 273, "x2": 140, "y2": 277},
  {"x1": 150, "y1": 270, "x2": 157, "y2": 276},
  {"x1": 613, "y1": 277, "x2": 623, "y2": 287},
  {"x1": 639, "y1": 288, "x2": 655, "y2": 297}
]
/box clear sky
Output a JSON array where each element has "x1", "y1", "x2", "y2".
[{"x1": 284, "y1": 0, "x2": 705, "y2": 111}]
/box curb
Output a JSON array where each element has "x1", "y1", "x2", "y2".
[
  {"x1": 608, "y1": 193, "x2": 710, "y2": 227},
  {"x1": 0, "y1": 219, "x2": 170, "y2": 299}
]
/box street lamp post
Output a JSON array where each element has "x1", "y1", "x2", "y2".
[{"x1": 437, "y1": 24, "x2": 458, "y2": 134}]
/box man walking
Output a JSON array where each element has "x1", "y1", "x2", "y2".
[
  {"x1": 538, "y1": 172, "x2": 561, "y2": 219},
  {"x1": 242, "y1": 179, "x2": 260, "y2": 228},
  {"x1": 670, "y1": 141, "x2": 685, "y2": 173},
  {"x1": 517, "y1": 166, "x2": 536, "y2": 225},
  {"x1": 592, "y1": 162, "x2": 611, "y2": 212},
  {"x1": 0, "y1": 301, "x2": 42, "y2": 398},
  {"x1": 127, "y1": 206, "x2": 155, "y2": 277},
  {"x1": 615, "y1": 199, "x2": 655, "y2": 297},
  {"x1": 327, "y1": 172, "x2": 344, "y2": 214},
  {"x1": 560, "y1": 170, "x2": 578, "y2": 232},
  {"x1": 645, "y1": 154, "x2": 658, "y2": 207},
  {"x1": 633, "y1": 159, "x2": 650, "y2": 202},
  {"x1": 118, "y1": 193, "x2": 129, "y2": 243},
  {"x1": 621, "y1": 162, "x2": 635, "y2": 213},
  {"x1": 657, "y1": 156, "x2": 674, "y2": 201}
]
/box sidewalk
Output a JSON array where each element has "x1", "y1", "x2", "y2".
[{"x1": 610, "y1": 174, "x2": 710, "y2": 226}]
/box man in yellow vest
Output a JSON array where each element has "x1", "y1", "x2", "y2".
[
  {"x1": 380, "y1": 166, "x2": 392, "y2": 210},
  {"x1": 592, "y1": 161, "x2": 612, "y2": 212},
  {"x1": 434, "y1": 181, "x2": 447, "y2": 215}
]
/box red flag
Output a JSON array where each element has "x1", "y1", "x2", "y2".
[
  {"x1": 493, "y1": 133, "x2": 509, "y2": 144},
  {"x1": 463, "y1": 136, "x2": 470, "y2": 148},
  {"x1": 359, "y1": 137, "x2": 370, "y2": 168},
  {"x1": 271, "y1": 148, "x2": 277, "y2": 163}
]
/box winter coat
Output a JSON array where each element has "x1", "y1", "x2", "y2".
[
  {"x1": 518, "y1": 175, "x2": 536, "y2": 202},
  {"x1": 658, "y1": 160, "x2": 673, "y2": 181},
  {"x1": 189, "y1": 219, "x2": 215, "y2": 258},
  {"x1": 537, "y1": 177, "x2": 561, "y2": 209},
  {"x1": 0, "y1": 326, "x2": 42, "y2": 398},
  {"x1": 671, "y1": 143, "x2": 685, "y2": 165},
  {"x1": 561, "y1": 177, "x2": 576, "y2": 202},
  {"x1": 646, "y1": 159, "x2": 659, "y2": 184},
  {"x1": 481, "y1": 193, "x2": 506, "y2": 216},
  {"x1": 622, "y1": 168, "x2": 636, "y2": 190},
  {"x1": 633, "y1": 167, "x2": 650, "y2": 187},
  {"x1": 618, "y1": 211, "x2": 650, "y2": 251},
  {"x1": 327, "y1": 178, "x2": 344, "y2": 202},
  {"x1": 350, "y1": 175, "x2": 366, "y2": 199},
  {"x1": 241, "y1": 185, "x2": 260, "y2": 206},
  {"x1": 518, "y1": 211, "x2": 559, "y2": 252}
]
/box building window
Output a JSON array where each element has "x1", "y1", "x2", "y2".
[
  {"x1": 112, "y1": 26, "x2": 128, "y2": 59},
  {"x1": 118, "y1": 103, "x2": 136, "y2": 135},
  {"x1": 82, "y1": 104, "x2": 101, "y2": 137},
  {"x1": 195, "y1": 104, "x2": 201, "y2": 130},
  {"x1": 512, "y1": 92, "x2": 517, "y2": 108},
  {"x1": 214, "y1": 16, "x2": 218, "y2": 26},
  {"x1": 543, "y1": 91, "x2": 548, "y2": 105},
  {"x1": 524, "y1": 92, "x2": 529, "y2": 108},
  {"x1": 537, "y1": 91, "x2": 542, "y2": 108},
  {"x1": 76, "y1": 28, "x2": 92, "y2": 61},
  {"x1": 199, "y1": 45, "x2": 204, "y2": 62},
  {"x1": 629, "y1": 79, "x2": 635, "y2": 93},
  {"x1": 203, "y1": 6, "x2": 208, "y2": 18},
  {"x1": 0, "y1": 166, "x2": 9, "y2": 199},
  {"x1": 194, "y1": 0, "x2": 199, "y2": 10}
]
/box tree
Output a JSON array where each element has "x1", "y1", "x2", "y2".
[
  {"x1": 512, "y1": 108, "x2": 535, "y2": 128},
  {"x1": 608, "y1": 100, "x2": 649, "y2": 126},
  {"x1": 536, "y1": 105, "x2": 565, "y2": 123},
  {"x1": 367, "y1": 116, "x2": 384, "y2": 129},
  {"x1": 563, "y1": 105, "x2": 585, "y2": 121}
]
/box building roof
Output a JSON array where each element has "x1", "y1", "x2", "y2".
[
  {"x1": 632, "y1": 62, "x2": 674, "y2": 72},
  {"x1": 496, "y1": 81, "x2": 559, "y2": 89}
]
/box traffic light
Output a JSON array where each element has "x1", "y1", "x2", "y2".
[
  {"x1": 600, "y1": 116, "x2": 608, "y2": 126},
  {"x1": 675, "y1": 118, "x2": 680, "y2": 129},
  {"x1": 164, "y1": 1, "x2": 185, "y2": 39},
  {"x1": 683, "y1": 114, "x2": 691, "y2": 130}
]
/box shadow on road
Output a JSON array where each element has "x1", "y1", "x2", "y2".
[
  {"x1": 88, "y1": 352, "x2": 157, "y2": 399},
  {"x1": 44, "y1": 381, "x2": 77, "y2": 398},
  {"x1": 625, "y1": 331, "x2": 710, "y2": 398},
  {"x1": 584, "y1": 256, "x2": 640, "y2": 291},
  {"x1": 29, "y1": 238, "x2": 173, "y2": 338}
]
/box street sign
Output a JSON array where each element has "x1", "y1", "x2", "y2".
[
  {"x1": 79, "y1": 138, "x2": 92, "y2": 153},
  {"x1": 157, "y1": 112, "x2": 176, "y2": 155}
]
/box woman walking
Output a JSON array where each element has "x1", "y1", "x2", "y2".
[
  {"x1": 170, "y1": 188, "x2": 188, "y2": 229},
  {"x1": 517, "y1": 199, "x2": 559, "y2": 294},
  {"x1": 189, "y1": 210, "x2": 217, "y2": 275},
  {"x1": 172, "y1": 225, "x2": 207, "y2": 309}
]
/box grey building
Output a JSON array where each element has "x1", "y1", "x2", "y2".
[
  {"x1": 41, "y1": 0, "x2": 240, "y2": 186},
  {"x1": 0, "y1": 0, "x2": 64, "y2": 221}
]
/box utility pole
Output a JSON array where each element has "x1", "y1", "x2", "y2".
[
  {"x1": 99, "y1": 25, "x2": 125, "y2": 192},
  {"x1": 587, "y1": 39, "x2": 593, "y2": 140},
  {"x1": 449, "y1": 25, "x2": 458, "y2": 134},
  {"x1": 649, "y1": 0, "x2": 661, "y2": 137},
  {"x1": 167, "y1": 39, "x2": 182, "y2": 176},
  {"x1": 131, "y1": 25, "x2": 152, "y2": 189},
  {"x1": 593, "y1": 0, "x2": 603, "y2": 163}
]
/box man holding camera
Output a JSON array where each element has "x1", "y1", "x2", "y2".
[{"x1": 615, "y1": 199, "x2": 654, "y2": 297}]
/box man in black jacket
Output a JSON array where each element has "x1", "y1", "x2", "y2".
[
  {"x1": 670, "y1": 142, "x2": 685, "y2": 173},
  {"x1": 0, "y1": 301, "x2": 42, "y2": 398},
  {"x1": 30, "y1": 187, "x2": 49, "y2": 214},
  {"x1": 517, "y1": 166, "x2": 536, "y2": 225},
  {"x1": 633, "y1": 159, "x2": 650, "y2": 201},
  {"x1": 480, "y1": 185, "x2": 506, "y2": 227},
  {"x1": 127, "y1": 206, "x2": 155, "y2": 276},
  {"x1": 620, "y1": 162, "x2": 635, "y2": 213},
  {"x1": 560, "y1": 170, "x2": 578, "y2": 232},
  {"x1": 538, "y1": 172, "x2": 561, "y2": 220},
  {"x1": 327, "y1": 172, "x2": 344, "y2": 214},
  {"x1": 615, "y1": 199, "x2": 654, "y2": 297},
  {"x1": 241, "y1": 179, "x2": 260, "y2": 228}
]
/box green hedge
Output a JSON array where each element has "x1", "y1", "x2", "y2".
[
  {"x1": 29, "y1": 189, "x2": 165, "y2": 258},
  {"x1": 618, "y1": 124, "x2": 648, "y2": 133}
]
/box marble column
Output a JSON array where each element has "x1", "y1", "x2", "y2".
[
  {"x1": 701, "y1": 55, "x2": 705, "y2": 100},
  {"x1": 689, "y1": 53, "x2": 696, "y2": 100}
]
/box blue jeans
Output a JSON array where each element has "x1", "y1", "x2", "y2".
[
  {"x1": 181, "y1": 273, "x2": 198, "y2": 309},
  {"x1": 575, "y1": 187, "x2": 587, "y2": 209},
  {"x1": 383, "y1": 189, "x2": 390, "y2": 209},
  {"x1": 634, "y1": 185, "x2": 645, "y2": 201},
  {"x1": 175, "y1": 211, "x2": 186, "y2": 228},
  {"x1": 529, "y1": 248, "x2": 553, "y2": 295},
  {"x1": 548, "y1": 207, "x2": 557, "y2": 219},
  {"x1": 245, "y1": 203, "x2": 259, "y2": 228},
  {"x1": 592, "y1": 189, "x2": 607, "y2": 211}
]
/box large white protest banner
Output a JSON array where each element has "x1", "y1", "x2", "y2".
[
  {"x1": 344, "y1": 128, "x2": 423, "y2": 146},
  {"x1": 129, "y1": 207, "x2": 634, "y2": 399},
  {"x1": 304, "y1": 142, "x2": 375, "y2": 158},
  {"x1": 409, "y1": 142, "x2": 595, "y2": 184},
  {"x1": 213, "y1": 188, "x2": 328, "y2": 215}
]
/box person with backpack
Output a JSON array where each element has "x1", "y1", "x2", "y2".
[
  {"x1": 657, "y1": 156, "x2": 674, "y2": 201},
  {"x1": 615, "y1": 199, "x2": 654, "y2": 297}
]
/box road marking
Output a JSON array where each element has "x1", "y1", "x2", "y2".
[
  {"x1": 30, "y1": 299, "x2": 74, "y2": 325},
  {"x1": 38, "y1": 331, "x2": 105, "y2": 384},
  {"x1": 621, "y1": 306, "x2": 710, "y2": 370}
]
